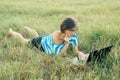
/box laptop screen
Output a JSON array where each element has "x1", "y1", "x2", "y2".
[{"x1": 86, "y1": 46, "x2": 113, "y2": 63}]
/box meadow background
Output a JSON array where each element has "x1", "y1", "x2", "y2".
[{"x1": 0, "y1": 0, "x2": 120, "y2": 80}]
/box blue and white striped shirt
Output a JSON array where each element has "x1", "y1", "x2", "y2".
[{"x1": 41, "y1": 31, "x2": 78, "y2": 55}]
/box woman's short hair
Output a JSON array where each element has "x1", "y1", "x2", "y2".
[{"x1": 60, "y1": 17, "x2": 79, "y2": 33}]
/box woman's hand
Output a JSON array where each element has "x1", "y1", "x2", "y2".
[
  {"x1": 78, "y1": 51, "x2": 88, "y2": 62},
  {"x1": 64, "y1": 34, "x2": 71, "y2": 44},
  {"x1": 60, "y1": 34, "x2": 71, "y2": 55}
]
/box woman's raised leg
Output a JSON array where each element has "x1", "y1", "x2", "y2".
[
  {"x1": 24, "y1": 26, "x2": 39, "y2": 37},
  {"x1": 8, "y1": 28, "x2": 30, "y2": 44}
]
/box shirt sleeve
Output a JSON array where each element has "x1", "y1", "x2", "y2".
[{"x1": 69, "y1": 34, "x2": 78, "y2": 46}]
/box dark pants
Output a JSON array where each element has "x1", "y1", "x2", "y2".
[{"x1": 29, "y1": 36, "x2": 44, "y2": 51}]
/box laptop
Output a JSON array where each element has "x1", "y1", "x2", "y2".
[
  {"x1": 71, "y1": 46, "x2": 113, "y2": 65},
  {"x1": 86, "y1": 45, "x2": 113, "y2": 64}
]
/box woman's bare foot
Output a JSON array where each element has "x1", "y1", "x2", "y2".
[
  {"x1": 8, "y1": 28, "x2": 30, "y2": 43},
  {"x1": 8, "y1": 28, "x2": 13, "y2": 36}
]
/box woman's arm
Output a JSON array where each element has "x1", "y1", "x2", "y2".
[
  {"x1": 59, "y1": 34, "x2": 70, "y2": 55},
  {"x1": 73, "y1": 46, "x2": 88, "y2": 61},
  {"x1": 59, "y1": 42, "x2": 69, "y2": 55}
]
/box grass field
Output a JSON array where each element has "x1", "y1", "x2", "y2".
[{"x1": 0, "y1": 0, "x2": 120, "y2": 80}]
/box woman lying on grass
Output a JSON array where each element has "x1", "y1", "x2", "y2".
[{"x1": 8, "y1": 17, "x2": 88, "y2": 61}]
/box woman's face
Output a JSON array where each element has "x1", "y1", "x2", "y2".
[{"x1": 64, "y1": 27, "x2": 78, "y2": 38}]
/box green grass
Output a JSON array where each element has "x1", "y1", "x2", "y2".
[{"x1": 0, "y1": 0, "x2": 120, "y2": 80}]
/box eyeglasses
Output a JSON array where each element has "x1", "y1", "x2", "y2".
[{"x1": 69, "y1": 29, "x2": 77, "y2": 32}]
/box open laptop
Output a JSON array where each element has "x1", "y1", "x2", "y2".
[
  {"x1": 71, "y1": 45, "x2": 113, "y2": 65},
  {"x1": 86, "y1": 45, "x2": 113, "y2": 64}
]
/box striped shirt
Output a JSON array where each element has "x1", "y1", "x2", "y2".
[{"x1": 41, "y1": 31, "x2": 78, "y2": 55}]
